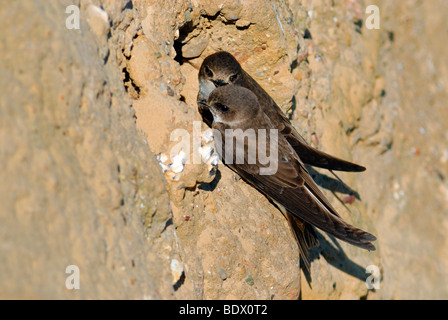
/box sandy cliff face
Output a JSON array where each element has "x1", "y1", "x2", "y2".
[{"x1": 1, "y1": 0, "x2": 447, "y2": 299}]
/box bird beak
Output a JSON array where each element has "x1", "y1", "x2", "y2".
[
  {"x1": 198, "y1": 100, "x2": 210, "y2": 108},
  {"x1": 212, "y1": 79, "x2": 228, "y2": 87}
]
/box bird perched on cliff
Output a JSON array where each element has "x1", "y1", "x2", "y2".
[
  {"x1": 199, "y1": 85, "x2": 376, "y2": 270},
  {"x1": 197, "y1": 51, "x2": 366, "y2": 173}
]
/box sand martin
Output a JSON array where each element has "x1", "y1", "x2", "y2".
[
  {"x1": 199, "y1": 85, "x2": 376, "y2": 270},
  {"x1": 197, "y1": 51, "x2": 366, "y2": 173}
]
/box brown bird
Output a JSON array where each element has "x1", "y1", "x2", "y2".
[
  {"x1": 197, "y1": 51, "x2": 366, "y2": 173},
  {"x1": 199, "y1": 85, "x2": 376, "y2": 270}
]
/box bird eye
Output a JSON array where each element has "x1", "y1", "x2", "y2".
[
  {"x1": 215, "y1": 103, "x2": 229, "y2": 112},
  {"x1": 205, "y1": 65, "x2": 213, "y2": 78},
  {"x1": 229, "y1": 74, "x2": 238, "y2": 82}
]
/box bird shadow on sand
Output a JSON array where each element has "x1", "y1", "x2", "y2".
[
  {"x1": 301, "y1": 165, "x2": 369, "y2": 288},
  {"x1": 198, "y1": 169, "x2": 222, "y2": 192},
  {"x1": 301, "y1": 230, "x2": 369, "y2": 289},
  {"x1": 305, "y1": 165, "x2": 362, "y2": 201}
]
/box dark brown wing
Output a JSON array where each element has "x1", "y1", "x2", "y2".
[
  {"x1": 241, "y1": 71, "x2": 366, "y2": 172},
  {"x1": 285, "y1": 212, "x2": 319, "y2": 272},
  {"x1": 284, "y1": 126, "x2": 366, "y2": 172},
  {"x1": 271, "y1": 198, "x2": 318, "y2": 272},
  {"x1": 217, "y1": 127, "x2": 376, "y2": 251},
  {"x1": 234, "y1": 161, "x2": 375, "y2": 250}
]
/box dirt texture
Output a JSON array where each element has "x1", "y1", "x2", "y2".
[{"x1": 1, "y1": 0, "x2": 447, "y2": 300}]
